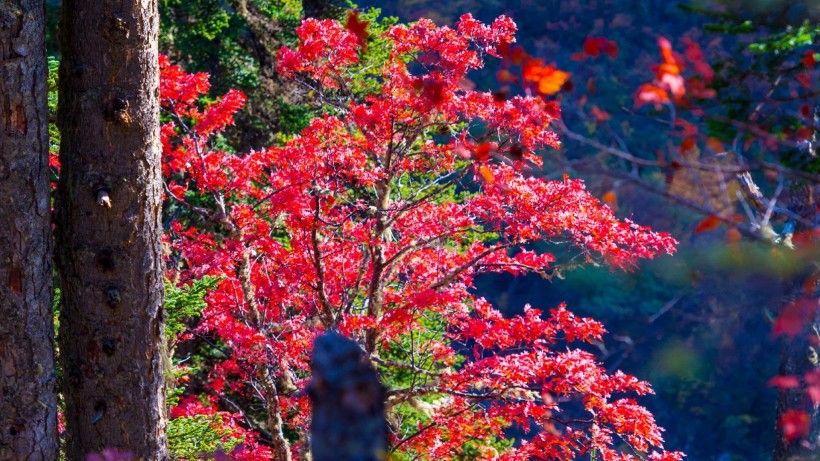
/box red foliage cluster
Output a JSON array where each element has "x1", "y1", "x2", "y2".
[
  {"x1": 160, "y1": 13, "x2": 680, "y2": 460},
  {"x1": 635, "y1": 36, "x2": 715, "y2": 110}
]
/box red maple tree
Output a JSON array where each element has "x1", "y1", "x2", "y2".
[{"x1": 160, "y1": 14, "x2": 681, "y2": 460}]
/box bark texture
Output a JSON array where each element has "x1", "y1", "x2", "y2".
[
  {"x1": 55, "y1": 0, "x2": 168, "y2": 459},
  {"x1": 0, "y1": 1, "x2": 58, "y2": 459}
]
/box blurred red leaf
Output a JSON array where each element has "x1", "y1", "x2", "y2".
[
  {"x1": 590, "y1": 105, "x2": 611, "y2": 122},
  {"x1": 773, "y1": 298, "x2": 817, "y2": 337},
  {"x1": 801, "y1": 50, "x2": 815, "y2": 69},
  {"x1": 345, "y1": 10, "x2": 370, "y2": 51},
  {"x1": 584, "y1": 37, "x2": 605, "y2": 57},
  {"x1": 706, "y1": 137, "x2": 725, "y2": 154},
  {"x1": 635, "y1": 84, "x2": 670, "y2": 109},
  {"x1": 473, "y1": 142, "x2": 497, "y2": 162},
  {"x1": 795, "y1": 126, "x2": 813, "y2": 140},
  {"x1": 779, "y1": 410, "x2": 810, "y2": 442},
  {"x1": 538, "y1": 68, "x2": 570, "y2": 95},
  {"x1": 603, "y1": 40, "x2": 619, "y2": 59},
  {"x1": 767, "y1": 375, "x2": 800, "y2": 389},
  {"x1": 795, "y1": 72, "x2": 812, "y2": 89},
  {"x1": 602, "y1": 190, "x2": 617, "y2": 208},
  {"x1": 693, "y1": 215, "x2": 721, "y2": 234},
  {"x1": 457, "y1": 78, "x2": 476, "y2": 91},
  {"x1": 510, "y1": 46, "x2": 527, "y2": 65},
  {"x1": 679, "y1": 137, "x2": 697, "y2": 153},
  {"x1": 725, "y1": 227, "x2": 742, "y2": 243},
  {"x1": 496, "y1": 69, "x2": 518, "y2": 83},
  {"x1": 478, "y1": 165, "x2": 495, "y2": 183}
]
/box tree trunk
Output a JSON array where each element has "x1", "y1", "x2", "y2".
[
  {"x1": 309, "y1": 332, "x2": 386, "y2": 461},
  {"x1": 55, "y1": 0, "x2": 168, "y2": 459},
  {"x1": 773, "y1": 183, "x2": 820, "y2": 461},
  {"x1": 0, "y1": 1, "x2": 58, "y2": 459}
]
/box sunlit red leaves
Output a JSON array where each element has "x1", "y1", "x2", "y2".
[
  {"x1": 163, "y1": 16, "x2": 683, "y2": 461},
  {"x1": 636, "y1": 36, "x2": 719, "y2": 108},
  {"x1": 779, "y1": 410, "x2": 811, "y2": 442}
]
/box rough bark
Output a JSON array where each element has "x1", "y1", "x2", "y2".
[
  {"x1": 55, "y1": 0, "x2": 168, "y2": 459},
  {"x1": 309, "y1": 332, "x2": 386, "y2": 461},
  {"x1": 0, "y1": 1, "x2": 58, "y2": 459}
]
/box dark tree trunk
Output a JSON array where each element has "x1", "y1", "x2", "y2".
[
  {"x1": 55, "y1": 1, "x2": 168, "y2": 459},
  {"x1": 0, "y1": 1, "x2": 58, "y2": 459},
  {"x1": 773, "y1": 183, "x2": 820, "y2": 461},
  {"x1": 309, "y1": 332, "x2": 386, "y2": 461}
]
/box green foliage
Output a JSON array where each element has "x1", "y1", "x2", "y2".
[
  {"x1": 160, "y1": 0, "x2": 262, "y2": 90},
  {"x1": 47, "y1": 55, "x2": 60, "y2": 152},
  {"x1": 164, "y1": 276, "x2": 221, "y2": 341},
  {"x1": 167, "y1": 414, "x2": 243, "y2": 460},
  {"x1": 748, "y1": 21, "x2": 819, "y2": 53}
]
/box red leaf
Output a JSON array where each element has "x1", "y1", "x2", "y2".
[
  {"x1": 345, "y1": 10, "x2": 370, "y2": 51},
  {"x1": 773, "y1": 298, "x2": 817, "y2": 337},
  {"x1": 478, "y1": 165, "x2": 495, "y2": 183},
  {"x1": 795, "y1": 126, "x2": 813, "y2": 140},
  {"x1": 795, "y1": 72, "x2": 812, "y2": 89},
  {"x1": 694, "y1": 215, "x2": 721, "y2": 234},
  {"x1": 473, "y1": 142, "x2": 497, "y2": 162},
  {"x1": 496, "y1": 69, "x2": 517, "y2": 83},
  {"x1": 602, "y1": 190, "x2": 617, "y2": 208},
  {"x1": 679, "y1": 137, "x2": 697, "y2": 154},
  {"x1": 725, "y1": 227, "x2": 742, "y2": 243},
  {"x1": 705, "y1": 137, "x2": 724, "y2": 154},
  {"x1": 510, "y1": 46, "x2": 527, "y2": 65},
  {"x1": 801, "y1": 50, "x2": 815, "y2": 69},
  {"x1": 779, "y1": 410, "x2": 810, "y2": 442},
  {"x1": 603, "y1": 40, "x2": 619, "y2": 59},
  {"x1": 590, "y1": 105, "x2": 611, "y2": 122},
  {"x1": 658, "y1": 37, "x2": 675, "y2": 64},
  {"x1": 767, "y1": 375, "x2": 800, "y2": 389},
  {"x1": 583, "y1": 36, "x2": 604, "y2": 57},
  {"x1": 538, "y1": 68, "x2": 570, "y2": 95},
  {"x1": 635, "y1": 84, "x2": 670, "y2": 109}
]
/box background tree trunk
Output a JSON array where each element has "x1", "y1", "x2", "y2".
[
  {"x1": 309, "y1": 332, "x2": 386, "y2": 461},
  {"x1": 773, "y1": 183, "x2": 820, "y2": 461},
  {"x1": 55, "y1": 0, "x2": 168, "y2": 459},
  {"x1": 0, "y1": 1, "x2": 58, "y2": 459}
]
